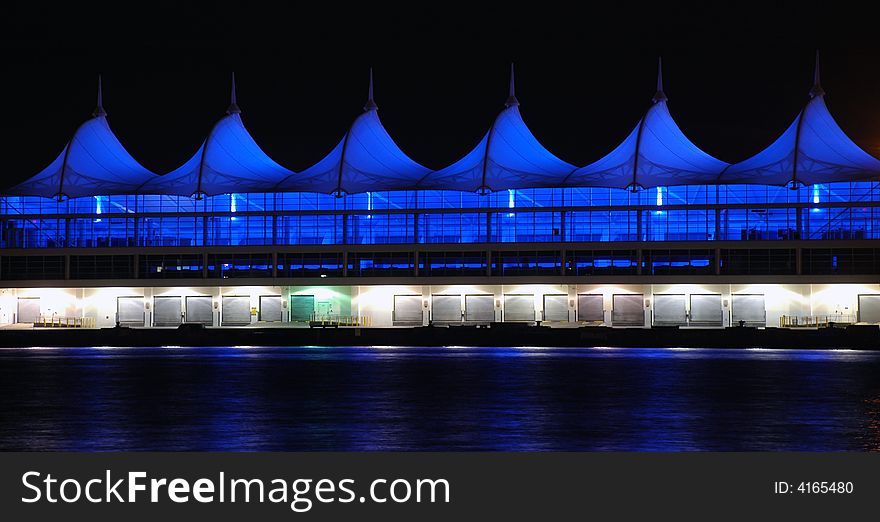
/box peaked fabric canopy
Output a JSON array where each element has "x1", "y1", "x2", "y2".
[
  {"x1": 720, "y1": 96, "x2": 880, "y2": 186},
  {"x1": 566, "y1": 59, "x2": 729, "y2": 189},
  {"x1": 5, "y1": 77, "x2": 156, "y2": 198},
  {"x1": 420, "y1": 64, "x2": 576, "y2": 193},
  {"x1": 140, "y1": 74, "x2": 295, "y2": 196},
  {"x1": 139, "y1": 112, "x2": 295, "y2": 196},
  {"x1": 5, "y1": 60, "x2": 879, "y2": 199},
  {"x1": 283, "y1": 110, "x2": 431, "y2": 194},
  {"x1": 280, "y1": 70, "x2": 431, "y2": 195}
]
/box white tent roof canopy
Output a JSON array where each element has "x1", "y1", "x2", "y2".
[
  {"x1": 567, "y1": 58, "x2": 730, "y2": 190},
  {"x1": 139, "y1": 73, "x2": 296, "y2": 197},
  {"x1": 277, "y1": 68, "x2": 432, "y2": 195},
  {"x1": 4, "y1": 57, "x2": 879, "y2": 199},
  {"x1": 720, "y1": 54, "x2": 880, "y2": 185},
  {"x1": 5, "y1": 76, "x2": 157, "y2": 199},
  {"x1": 419, "y1": 64, "x2": 577, "y2": 193}
]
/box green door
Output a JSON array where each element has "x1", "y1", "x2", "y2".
[{"x1": 290, "y1": 295, "x2": 315, "y2": 322}]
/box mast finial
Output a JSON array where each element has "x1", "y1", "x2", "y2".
[
  {"x1": 810, "y1": 49, "x2": 825, "y2": 98},
  {"x1": 364, "y1": 67, "x2": 378, "y2": 111},
  {"x1": 93, "y1": 74, "x2": 107, "y2": 117},
  {"x1": 227, "y1": 72, "x2": 241, "y2": 114},
  {"x1": 652, "y1": 56, "x2": 668, "y2": 103},
  {"x1": 505, "y1": 62, "x2": 519, "y2": 107}
]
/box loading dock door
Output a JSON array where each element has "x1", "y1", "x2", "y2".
[
  {"x1": 222, "y1": 296, "x2": 251, "y2": 326},
  {"x1": 185, "y1": 296, "x2": 213, "y2": 325},
  {"x1": 504, "y1": 294, "x2": 535, "y2": 322},
  {"x1": 690, "y1": 294, "x2": 723, "y2": 326},
  {"x1": 259, "y1": 295, "x2": 282, "y2": 322},
  {"x1": 117, "y1": 297, "x2": 144, "y2": 326},
  {"x1": 858, "y1": 295, "x2": 880, "y2": 324},
  {"x1": 653, "y1": 294, "x2": 687, "y2": 326},
  {"x1": 543, "y1": 294, "x2": 569, "y2": 322},
  {"x1": 612, "y1": 294, "x2": 644, "y2": 326},
  {"x1": 432, "y1": 295, "x2": 462, "y2": 323},
  {"x1": 289, "y1": 295, "x2": 315, "y2": 322},
  {"x1": 465, "y1": 295, "x2": 494, "y2": 322},
  {"x1": 16, "y1": 297, "x2": 40, "y2": 323},
  {"x1": 732, "y1": 294, "x2": 765, "y2": 327},
  {"x1": 393, "y1": 295, "x2": 423, "y2": 324},
  {"x1": 153, "y1": 296, "x2": 182, "y2": 327},
  {"x1": 577, "y1": 294, "x2": 604, "y2": 323}
]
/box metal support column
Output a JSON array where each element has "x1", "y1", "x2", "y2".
[
  {"x1": 796, "y1": 207, "x2": 804, "y2": 239},
  {"x1": 413, "y1": 249, "x2": 420, "y2": 277},
  {"x1": 342, "y1": 213, "x2": 349, "y2": 245}
]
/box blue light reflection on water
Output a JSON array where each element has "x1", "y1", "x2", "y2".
[{"x1": 0, "y1": 346, "x2": 879, "y2": 451}]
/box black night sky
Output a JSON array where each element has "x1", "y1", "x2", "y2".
[{"x1": 1, "y1": 1, "x2": 878, "y2": 187}]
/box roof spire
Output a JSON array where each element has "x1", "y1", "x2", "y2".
[
  {"x1": 364, "y1": 67, "x2": 378, "y2": 111},
  {"x1": 652, "y1": 56, "x2": 668, "y2": 103},
  {"x1": 505, "y1": 62, "x2": 519, "y2": 107},
  {"x1": 93, "y1": 74, "x2": 107, "y2": 117},
  {"x1": 227, "y1": 72, "x2": 241, "y2": 114},
  {"x1": 810, "y1": 49, "x2": 825, "y2": 98}
]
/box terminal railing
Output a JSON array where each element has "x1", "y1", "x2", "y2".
[
  {"x1": 779, "y1": 314, "x2": 856, "y2": 328},
  {"x1": 34, "y1": 315, "x2": 98, "y2": 328},
  {"x1": 309, "y1": 314, "x2": 372, "y2": 327}
]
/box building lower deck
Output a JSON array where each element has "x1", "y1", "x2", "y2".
[{"x1": 3, "y1": 280, "x2": 880, "y2": 330}]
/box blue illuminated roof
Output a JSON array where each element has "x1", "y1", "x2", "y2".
[
  {"x1": 566, "y1": 59, "x2": 729, "y2": 189},
  {"x1": 140, "y1": 113, "x2": 295, "y2": 196},
  {"x1": 281, "y1": 70, "x2": 431, "y2": 195},
  {"x1": 3, "y1": 59, "x2": 879, "y2": 199},
  {"x1": 278, "y1": 69, "x2": 430, "y2": 195},
  {"x1": 420, "y1": 65, "x2": 576, "y2": 192},
  {"x1": 287, "y1": 111, "x2": 431, "y2": 194},
  {"x1": 140, "y1": 74, "x2": 295, "y2": 196},
  {"x1": 721, "y1": 62, "x2": 880, "y2": 185},
  {"x1": 5, "y1": 77, "x2": 156, "y2": 199}
]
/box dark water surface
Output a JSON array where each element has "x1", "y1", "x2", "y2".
[{"x1": 1, "y1": 346, "x2": 879, "y2": 451}]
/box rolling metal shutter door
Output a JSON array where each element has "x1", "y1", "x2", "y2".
[
  {"x1": 653, "y1": 294, "x2": 687, "y2": 326},
  {"x1": 259, "y1": 295, "x2": 282, "y2": 322},
  {"x1": 543, "y1": 294, "x2": 569, "y2": 321},
  {"x1": 16, "y1": 297, "x2": 40, "y2": 323},
  {"x1": 185, "y1": 296, "x2": 213, "y2": 325},
  {"x1": 577, "y1": 294, "x2": 604, "y2": 322},
  {"x1": 504, "y1": 294, "x2": 535, "y2": 322},
  {"x1": 465, "y1": 295, "x2": 494, "y2": 322},
  {"x1": 393, "y1": 295, "x2": 423, "y2": 324},
  {"x1": 432, "y1": 295, "x2": 462, "y2": 322},
  {"x1": 858, "y1": 295, "x2": 880, "y2": 323},
  {"x1": 153, "y1": 296, "x2": 182, "y2": 326},
  {"x1": 289, "y1": 295, "x2": 315, "y2": 322},
  {"x1": 690, "y1": 294, "x2": 723, "y2": 326},
  {"x1": 117, "y1": 297, "x2": 144, "y2": 325},
  {"x1": 732, "y1": 294, "x2": 765, "y2": 326},
  {"x1": 612, "y1": 294, "x2": 644, "y2": 326},
  {"x1": 222, "y1": 296, "x2": 251, "y2": 325}
]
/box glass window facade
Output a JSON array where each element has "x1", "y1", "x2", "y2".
[
  {"x1": 3, "y1": 183, "x2": 879, "y2": 248},
  {"x1": 2, "y1": 183, "x2": 879, "y2": 280}
]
